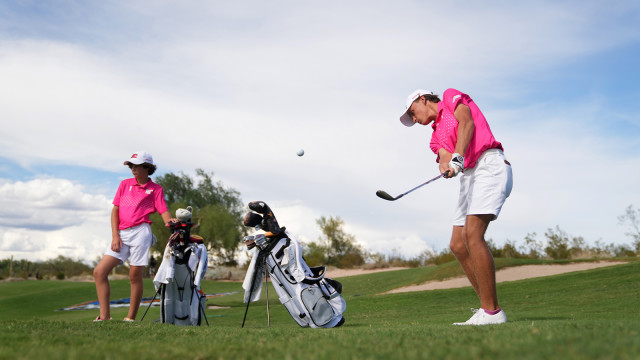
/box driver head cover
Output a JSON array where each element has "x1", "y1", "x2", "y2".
[{"x1": 176, "y1": 206, "x2": 193, "y2": 222}]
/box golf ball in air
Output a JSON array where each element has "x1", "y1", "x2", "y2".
[{"x1": 297, "y1": 149, "x2": 304, "y2": 157}]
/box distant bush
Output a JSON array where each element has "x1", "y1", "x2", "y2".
[
  {"x1": 0, "y1": 255, "x2": 92, "y2": 280},
  {"x1": 365, "y1": 248, "x2": 456, "y2": 268}
]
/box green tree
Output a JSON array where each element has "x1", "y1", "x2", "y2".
[
  {"x1": 314, "y1": 216, "x2": 364, "y2": 268},
  {"x1": 150, "y1": 169, "x2": 246, "y2": 265},
  {"x1": 303, "y1": 242, "x2": 328, "y2": 267},
  {"x1": 618, "y1": 205, "x2": 640, "y2": 252},
  {"x1": 544, "y1": 226, "x2": 585, "y2": 260},
  {"x1": 523, "y1": 232, "x2": 544, "y2": 259}
]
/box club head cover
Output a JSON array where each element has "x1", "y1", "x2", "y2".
[
  {"x1": 248, "y1": 201, "x2": 271, "y2": 215},
  {"x1": 176, "y1": 207, "x2": 193, "y2": 222},
  {"x1": 243, "y1": 212, "x2": 263, "y2": 228},
  {"x1": 246, "y1": 201, "x2": 282, "y2": 234}
]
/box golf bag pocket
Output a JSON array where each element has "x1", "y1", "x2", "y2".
[{"x1": 300, "y1": 287, "x2": 334, "y2": 327}]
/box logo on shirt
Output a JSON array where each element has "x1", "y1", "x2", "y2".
[{"x1": 452, "y1": 94, "x2": 461, "y2": 103}]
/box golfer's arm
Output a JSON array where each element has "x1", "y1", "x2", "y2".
[
  {"x1": 160, "y1": 211, "x2": 171, "y2": 226},
  {"x1": 438, "y1": 148, "x2": 452, "y2": 174},
  {"x1": 453, "y1": 104, "x2": 474, "y2": 156},
  {"x1": 111, "y1": 206, "x2": 120, "y2": 239}
]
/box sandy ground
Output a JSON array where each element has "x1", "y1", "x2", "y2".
[
  {"x1": 325, "y1": 266, "x2": 410, "y2": 278},
  {"x1": 324, "y1": 261, "x2": 627, "y2": 294}
]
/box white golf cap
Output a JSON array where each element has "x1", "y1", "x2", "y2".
[
  {"x1": 123, "y1": 151, "x2": 154, "y2": 166},
  {"x1": 399, "y1": 89, "x2": 436, "y2": 127}
]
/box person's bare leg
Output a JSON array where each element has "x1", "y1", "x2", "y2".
[
  {"x1": 93, "y1": 255, "x2": 121, "y2": 320},
  {"x1": 126, "y1": 266, "x2": 145, "y2": 320},
  {"x1": 463, "y1": 214, "x2": 498, "y2": 310},
  {"x1": 449, "y1": 225, "x2": 481, "y2": 296}
]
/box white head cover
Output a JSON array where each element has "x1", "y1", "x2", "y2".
[
  {"x1": 176, "y1": 206, "x2": 193, "y2": 222},
  {"x1": 399, "y1": 89, "x2": 437, "y2": 127}
]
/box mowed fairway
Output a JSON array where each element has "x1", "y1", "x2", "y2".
[{"x1": 0, "y1": 260, "x2": 638, "y2": 360}]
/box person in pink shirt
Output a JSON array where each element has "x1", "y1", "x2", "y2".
[
  {"x1": 93, "y1": 151, "x2": 174, "y2": 322},
  {"x1": 400, "y1": 89, "x2": 513, "y2": 325}
]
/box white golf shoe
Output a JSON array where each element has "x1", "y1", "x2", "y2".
[{"x1": 453, "y1": 308, "x2": 507, "y2": 326}]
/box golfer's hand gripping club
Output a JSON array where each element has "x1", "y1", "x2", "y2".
[{"x1": 448, "y1": 153, "x2": 464, "y2": 177}]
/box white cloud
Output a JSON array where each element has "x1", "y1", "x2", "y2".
[
  {"x1": 0, "y1": 178, "x2": 112, "y2": 263},
  {"x1": 0, "y1": 1, "x2": 639, "y2": 264},
  {"x1": 0, "y1": 178, "x2": 111, "y2": 229}
]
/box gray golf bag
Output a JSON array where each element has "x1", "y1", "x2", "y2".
[
  {"x1": 153, "y1": 212, "x2": 208, "y2": 326},
  {"x1": 242, "y1": 201, "x2": 346, "y2": 328}
]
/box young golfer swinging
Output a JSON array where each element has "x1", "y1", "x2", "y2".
[{"x1": 400, "y1": 89, "x2": 513, "y2": 325}]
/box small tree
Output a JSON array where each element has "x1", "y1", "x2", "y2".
[
  {"x1": 544, "y1": 227, "x2": 571, "y2": 259},
  {"x1": 524, "y1": 232, "x2": 543, "y2": 259},
  {"x1": 151, "y1": 169, "x2": 246, "y2": 265},
  {"x1": 313, "y1": 216, "x2": 364, "y2": 268},
  {"x1": 544, "y1": 226, "x2": 586, "y2": 260},
  {"x1": 303, "y1": 242, "x2": 328, "y2": 267},
  {"x1": 618, "y1": 205, "x2": 640, "y2": 253}
]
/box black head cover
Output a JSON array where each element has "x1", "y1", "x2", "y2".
[
  {"x1": 243, "y1": 212, "x2": 263, "y2": 227},
  {"x1": 246, "y1": 201, "x2": 282, "y2": 234},
  {"x1": 248, "y1": 201, "x2": 271, "y2": 215}
]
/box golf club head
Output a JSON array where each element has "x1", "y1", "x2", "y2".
[{"x1": 376, "y1": 190, "x2": 402, "y2": 201}]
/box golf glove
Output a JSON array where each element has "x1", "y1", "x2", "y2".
[{"x1": 449, "y1": 153, "x2": 464, "y2": 177}]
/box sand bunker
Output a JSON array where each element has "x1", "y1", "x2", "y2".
[
  {"x1": 323, "y1": 261, "x2": 627, "y2": 294},
  {"x1": 383, "y1": 261, "x2": 626, "y2": 294}
]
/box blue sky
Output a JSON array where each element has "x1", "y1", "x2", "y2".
[{"x1": 1, "y1": 1, "x2": 639, "y2": 264}]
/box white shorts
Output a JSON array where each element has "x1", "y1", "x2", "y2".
[
  {"x1": 453, "y1": 149, "x2": 513, "y2": 226},
  {"x1": 104, "y1": 223, "x2": 153, "y2": 266}
]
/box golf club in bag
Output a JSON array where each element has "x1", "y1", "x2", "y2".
[
  {"x1": 143, "y1": 206, "x2": 209, "y2": 326},
  {"x1": 241, "y1": 201, "x2": 346, "y2": 328}
]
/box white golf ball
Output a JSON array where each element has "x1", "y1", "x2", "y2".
[{"x1": 297, "y1": 149, "x2": 305, "y2": 157}]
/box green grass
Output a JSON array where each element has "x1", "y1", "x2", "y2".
[{"x1": 0, "y1": 260, "x2": 638, "y2": 359}]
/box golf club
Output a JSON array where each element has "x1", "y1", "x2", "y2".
[{"x1": 376, "y1": 171, "x2": 449, "y2": 201}]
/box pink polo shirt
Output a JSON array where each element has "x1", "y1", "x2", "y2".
[
  {"x1": 112, "y1": 178, "x2": 169, "y2": 230},
  {"x1": 429, "y1": 88, "x2": 503, "y2": 169}
]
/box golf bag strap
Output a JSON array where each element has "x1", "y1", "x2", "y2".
[
  {"x1": 274, "y1": 238, "x2": 291, "y2": 259},
  {"x1": 302, "y1": 266, "x2": 326, "y2": 284}
]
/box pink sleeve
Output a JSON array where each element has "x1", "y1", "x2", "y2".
[
  {"x1": 112, "y1": 180, "x2": 125, "y2": 206},
  {"x1": 154, "y1": 186, "x2": 169, "y2": 214},
  {"x1": 442, "y1": 89, "x2": 470, "y2": 114},
  {"x1": 430, "y1": 134, "x2": 442, "y2": 161}
]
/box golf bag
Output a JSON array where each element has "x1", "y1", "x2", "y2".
[
  {"x1": 153, "y1": 208, "x2": 208, "y2": 326},
  {"x1": 242, "y1": 201, "x2": 346, "y2": 328}
]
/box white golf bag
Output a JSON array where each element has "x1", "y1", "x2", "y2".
[
  {"x1": 242, "y1": 201, "x2": 346, "y2": 328},
  {"x1": 153, "y1": 215, "x2": 208, "y2": 326}
]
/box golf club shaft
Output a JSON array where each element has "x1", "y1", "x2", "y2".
[
  {"x1": 401, "y1": 173, "x2": 444, "y2": 197},
  {"x1": 376, "y1": 171, "x2": 449, "y2": 201}
]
